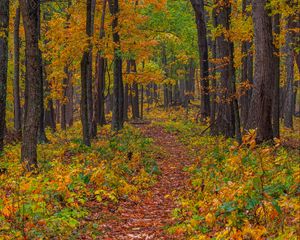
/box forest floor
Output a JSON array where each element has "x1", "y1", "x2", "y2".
[{"x1": 84, "y1": 123, "x2": 193, "y2": 239}]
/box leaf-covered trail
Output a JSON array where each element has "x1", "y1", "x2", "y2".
[{"x1": 98, "y1": 124, "x2": 192, "y2": 239}]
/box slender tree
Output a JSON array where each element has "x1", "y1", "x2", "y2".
[
  {"x1": 240, "y1": 0, "x2": 253, "y2": 128},
  {"x1": 109, "y1": 0, "x2": 124, "y2": 131},
  {"x1": 37, "y1": 6, "x2": 48, "y2": 143},
  {"x1": 215, "y1": 1, "x2": 235, "y2": 137},
  {"x1": 283, "y1": 17, "x2": 295, "y2": 128},
  {"x1": 94, "y1": 0, "x2": 107, "y2": 128},
  {"x1": 247, "y1": 0, "x2": 275, "y2": 142},
  {"x1": 14, "y1": 7, "x2": 22, "y2": 135},
  {"x1": 20, "y1": 0, "x2": 41, "y2": 170},
  {"x1": 190, "y1": 0, "x2": 210, "y2": 119},
  {"x1": 81, "y1": 0, "x2": 93, "y2": 146},
  {"x1": 0, "y1": 0, "x2": 9, "y2": 153}
]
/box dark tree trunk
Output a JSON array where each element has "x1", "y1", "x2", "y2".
[
  {"x1": 247, "y1": 0, "x2": 275, "y2": 142},
  {"x1": 284, "y1": 17, "x2": 294, "y2": 128},
  {"x1": 95, "y1": 0, "x2": 107, "y2": 127},
  {"x1": 66, "y1": 71, "x2": 73, "y2": 127},
  {"x1": 109, "y1": 0, "x2": 124, "y2": 131},
  {"x1": 88, "y1": 0, "x2": 96, "y2": 137},
  {"x1": 272, "y1": 14, "x2": 280, "y2": 137},
  {"x1": 44, "y1": 79, "x2": 56, "y2": 132},
  {"x1": 124, "y1": 83, "x2": 129, "y2": 120},
  {"x1": 240, "y1": 0, "x2": 253, "y2": 128},
  {"x1": 141, "y1": 85, "x2": 144, "y2": 119},
  {"x1": 230, "y1": 43, "x2": 242, "y2": 144},
  {"x1": 61, "y1": 67, "x2": 68, "y2": 131},
  {"x1": 0, "y1": 0, "x2": 9, "y2": 152},
  {"x1": 81, "y1": 52, "x2": 91, "y2": 146},
  {"x1": 13, "y1": 7, "x2": 22, "y2": 135},
  {"x1": 20, "y1": 0, "x2": 41, "y2": 170},
  {"x1": 56, "y1": 100, "x2": 60, "y2": 124},
  {"x1": 210, "y1": 8, "x2": 217, "y2": 135},
  {"x1": 190, "y1": 0, "x2": 210, "y2": 119},
  {"x1": 37, "y1": 7, "x2": 48, "y2": 143},
  {"x1": 132, "y1": 82, "x2": 140, "y2": 119},
  {"x1": 215, "y1": 2, "x2": 235, "y2": 137}
]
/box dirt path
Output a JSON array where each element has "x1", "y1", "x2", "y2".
[{"x1": 85, "y1": 124, "x2": 193, "y2": 239}]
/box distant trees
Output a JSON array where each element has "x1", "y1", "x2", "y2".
[{"x1": 0, "y1": 0, "x2": 9, "y2": 153}]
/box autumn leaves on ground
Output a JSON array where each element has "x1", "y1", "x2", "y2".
[{"x1": 1, "y1": 110, "x2": 299, "y2": 239}]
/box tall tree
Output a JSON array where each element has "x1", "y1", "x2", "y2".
[
  {"x1": 247, "y1": 0, "x2": 275, "y2": 142},
  {"x1": 240, "y1": 0, "x2": 253, "y2": 128},
  {"x1": 81, "y1": 0, "x2": 94, "y2": 146},
  {"x1": 14, "y1": 7, "x2": 22, "y2": 135},
  {"x1": 37, "y1": 6, "x2": 48, "y2": 143},
  {"x1": 272, "y1": 14, "x2": 280, "y2": 137},
  {"x1": 20, "y1": 0, "x2": 41, "y2": 170},
  {"x1": 215, "y1": 1, "x2": 235, "y2": 137},
  {"x1": 109, "y1": 0, "x2": 124, "y2": 131},
  {"x1": 0, "y1": 0, "x2": 9, "y2": 152},
  {"x1": 88, "y1": 0, "x2": 96, "y2": 137},
  {"x1": 94, "y1": 0, "x2": 107, "y2": 129},
  {"x1": 190, "y1": 0, "x2": 210, "y2": 119},
  {"x1": 283, "y1": 17, "x2": 295, "y2": 128}
]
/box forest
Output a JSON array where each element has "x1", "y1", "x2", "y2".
[{"x1": 0, "y1": 0, "x2": 299, "y2": 239}]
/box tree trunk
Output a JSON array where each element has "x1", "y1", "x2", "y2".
[
  {"x1": 0, "y1": 0, "x2": 9, "y2": 152},
  {"x1": 210, "y1": 8, "x2": 217, "y2": 135},
  {"x1": 66, "y1": 71, "x2": 73, "y2": 127},
  {"x1": 20, "y1": 0, "x2": 41, "y2": 170},
  {"x1": 215, "y1": 1, "x2": 235, "y2": 137},
  {"x1": 61, "y1": 67, "x2": 68, "y2": 131},
  {"x1": 141, "y1": 85, "x2": 144, "y2": 119},
  {"x1": 37, "y1": 7, "x2": 48, "y2": 143},
  {"x1": 284, "y1": 17, "x2": 294, "y2": 128},
  {"x1": 95, "y1": 0, "x2": 107, "y2": 127},
  {"x1": 88, "y1": 0, "x2": 96, "y2": 137},
  {"x1": 124, "y1": 83, "x2": 129, "y2": 120},
  {"x1": 247, "y1": 0, "x2": 275, "y2": 142},
  {"x1": 272, "y1": 14, "x2": 280, "y2": 137},
  {"x1": 109, "y1": 0, "x2": 124, "y2": 131},
  {"x1": 190, "y1": 0, "x2": 210, "y2": 119},
  {"x1": 13, "y1": 7, "x2": 22, "y2": 136},
  {"x1": 44, "y1": 79, "x2": 56, "y2": 133},
  {"x1": 240, "y1": 0, "x2": 253, "y2": 128},
  {"x1": 230, "y1": 43, "x2": 242, "y2": 144},
  {"x1": 81, "y1": 52, "x2": 91, "y2": 146}
]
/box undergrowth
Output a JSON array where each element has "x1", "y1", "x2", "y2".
[
  {"x1": 157, "y1": 115, "x2": 300, "y2": 239},
  {"x1": 0, "y1": 122, "x2": 158, "y2": 239}
]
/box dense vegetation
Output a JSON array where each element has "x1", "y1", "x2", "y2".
[{"x1": 0, "y1": 0, "x2": 299, "y2": 239}]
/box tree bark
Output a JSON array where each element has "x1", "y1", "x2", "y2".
[
  {"x1": 215, "y1": 1, "x2": 235, "y2": 137},
  {"x1": 37, "y1": 7, "x2": 48, "y2": 143},
  {"x1": 93, "y1": 0, "x2": 107, "y2": 129},
  {"x1": 88, "y1": 0, "x2": 96, "y2": 137},
  {"x1": 0, "y1": 0, "x2": 9, "y2": 152},
  {"x1": 247, "y1": 0, "x2": 275, "y2": 142},
  {"x1": 190, "y1": 0, "x2": 210, "y2": 119},
  {"x1": 13, "y1": 7, "x2": 22, "y2": 135},
  {"x1": 284, "y1": 17, "x2": 294, "y2": 128},
  {"x1": 240, "y1": 0, "x2": 253, "y2": 128},
  {"x1": 20, "y1": 0, "x2": 41, "y2": 170},
  {"x1": 109, "y1": 0, "x2": 124, "y2": 131},
  {"x1": 272, "y1": 14, "x2": 280, "y2": 137}
]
